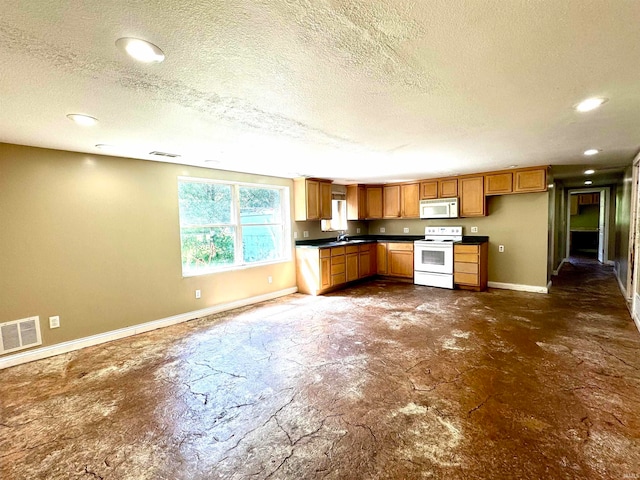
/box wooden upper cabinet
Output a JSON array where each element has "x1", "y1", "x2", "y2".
[
  {"x1": 383, "y1": 185, "x2": 401, "y2": 218},
  {"x1": 439, "y1": 178, "x2": 458, "y2": 198},
  {"x1": 459, "y1": 176, "x2": 486, "y2": 217},
  {"x1": 420, "y1": 180, "x2": 438, "y2": 199},
  {"x1": 514, "y1": 168, "x2": 547, "y2": 193},
  {"x1": 485, "y1": 172, "x2": 513, "y2": 195},
  {"x1": 319, "y1": 181, "x2": 332, "y2": 219},
  {"x1": 346, "y1": 184, "x2": 367, "y2": 220},
  {"x1": 366, "y1": 186, "x2": 383, "y2": 219},
  {"x1": 293, "y1": 178, "x2": 332, "y2": 221},
  {"x1": 401, "y1": 183, "x2": 420, "y2": 218}
]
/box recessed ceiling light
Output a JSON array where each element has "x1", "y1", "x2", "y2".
[
  {"x1": 116, "y1": 37, "x2": 165, "y2": 63},
  {"x1": 584, "y1": 169, "x2": 595, "y2": 175},
  {"x1": 67, "y1": 114, "x2": 98, "y2": 126},
  {"x1": 547, "y1": 183, "x2": 554, "y2": 189},
  {"x1": 508, "y1": 165, "x2": 518, "y2": 169},
  {"x1": 584, "y1": 149, "x2": 600, "y2": 156},
  {"x1": 575, "y1": 97, "x2": 608, "y2": 112},
  {"x1": 584, "y1": 180, "x2": 593, "y2": 185}
]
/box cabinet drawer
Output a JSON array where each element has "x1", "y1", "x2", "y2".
[
  {"x1": 454, "y1": 253, "x2": 479, "y2": 263},
  {"x1": 359, "y1": 243, "x2": 372, "y2": 252},
  {"x1": 331, "y1": 273, "x2": 346, "y2": 286},
  {"x1": 320, "y1": 248, "x2": 331, "y2": 258},
  {"x1": 331, "y1": 254, "x2": 345, "y2": 265},
  {"x1": 455, "y1": 244, "x2": 479, "y2": 254},
  {"x1": 455, "y1": 272, "x2": 479, "y2": 285},
  {"x1": 387, "y1": 242, "x2": 413, "y2": 251},
  {"x1": 331, "y1": 262, "x2": 345, "y2": 275},
  {"x1": 346, "y1": 245, "x2": 359, "y2": 254},
  {"x1": 331, "y1": 246, "x2": 345, "y2": 256},
  {"x1": 455, "y1": 262, "x2": 478, "y2": 274}
]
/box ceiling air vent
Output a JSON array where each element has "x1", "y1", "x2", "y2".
[
  {"x1": 0, "y1": 316, "x2": 42, "y2": 355},
  {"x1": 149, "y1": 151, "x2": 181, "y2": 158}
]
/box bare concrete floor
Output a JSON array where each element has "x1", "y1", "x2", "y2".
[{"x1": 2, "y1": 259, "x2": 640, "y2": 479}]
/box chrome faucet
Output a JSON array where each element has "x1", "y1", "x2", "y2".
[{"x1": 337, "y1": 231, "x2": 348, "y2": 242}]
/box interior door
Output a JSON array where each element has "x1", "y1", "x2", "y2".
[{"x1": 598, "y1": 190, "x2": 606, "y2": 263}]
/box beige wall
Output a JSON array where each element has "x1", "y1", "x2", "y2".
[
  {"x1": 0, "y1": 143, "x2": 297, "y2": 355},
  {"x1": 369, "y1": 193, "x2": 549, "y2": 288}
]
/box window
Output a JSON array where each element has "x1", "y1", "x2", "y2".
[
  {"x1": 178, "y1": 178, "x2": 290, "y2": 276},
  {"x1": 321, "y1": 199, "x2": 348, "y2": 232}
]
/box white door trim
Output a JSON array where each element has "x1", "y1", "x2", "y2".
[{"x1": 566, "y1": 187, "x2": 610, "y2": 263}]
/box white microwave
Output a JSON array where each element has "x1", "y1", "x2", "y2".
[{"x1": 419, "y1": 197, "x2": 459, "y2": 219}]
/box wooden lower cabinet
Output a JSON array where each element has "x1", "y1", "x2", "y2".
[
  {"x1": 296, "y1": 243, "x2": 378, "y2": 295},
  {"x1": 378, "y1": 242, "x2": 414, "y2": 279},
  {"x1": 346, "y1": 245, "x2": 359, "y2": 282},
  {"x1": 454, "y1": 243, "x2": 488, "y2": 291}
]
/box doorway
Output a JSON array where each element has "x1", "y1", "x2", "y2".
[{"x1": 566, "y1": 187, "x2": 610, "y2": 263}]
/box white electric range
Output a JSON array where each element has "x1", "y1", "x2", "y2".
[{"x1": 414, "y1": 226, "x2": 463, "y2": 289}]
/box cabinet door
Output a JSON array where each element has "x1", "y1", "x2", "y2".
[
  {"x1": 306, "y1": 180, "x2": 320, "y2": 220},
  {"x1": 514, "y1": 168, "x2": 547, "y2": 193},
  {"x1": 459, "y1": 176, "x2": 486, "y2": 217},
  {"x1": 388, "y1": 250, "x2": 414, "y2": 278},
  {"x1": 439, "y1": 178, "x2": 458, "y2": 198},
  {"x1": 320, "y1": 256, "x2": 331, "y2": 289},
  {"x1": 377, "y1": 242, "x2": 388, "y2": 274},
  {"x1": 485, "y1": 173, "x2": 513, "y2": 195},
  {"x1": 359, "y1": 251, "x2": 370, "y2": 278},
  {"x1": 383, "y1": 185, "x2": 401, "y2": 218},
  {"x1": 420, "y1": 181, "x2": 438, "y2": 199},
  {"x1": 578, "y1": 193, "x2": 592, "y2": 205},
  {"x1": 369, "y1": 243, "x2": 377, "y2": 275},
  {"x1": 319, "y1": 181, "x2": 332, "y2": 220},
  {"x1": 346, "y1": 253, "x2": 359, "y2": 282},
  {"x1": 366, "y1": 186, "x2": 383, "y2": 219},
  {"x1": 401, "y1": 183, "x2": 420, "y2": 218},
  {"x1": 570, "y1": 195, "x2": 578, "y2": 215},
  {"x1": 347, "y1": 185, "x2": 367, "y2": 220}
]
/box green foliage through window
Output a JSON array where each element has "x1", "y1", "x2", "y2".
[{"x1": 178, "y1": 178, "x2": 289, "y2": 275}]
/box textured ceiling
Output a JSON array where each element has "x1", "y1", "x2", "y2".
[{"x1": 1, "y1": 1, "x2": 638, "y2": 184}]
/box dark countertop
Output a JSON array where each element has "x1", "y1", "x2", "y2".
[
  {"x1": 456, "y1": 235, "x2": 489, "y2": 245},
  {"x1": 295, "y1": 235, "x2": 423, "y2": 248}
]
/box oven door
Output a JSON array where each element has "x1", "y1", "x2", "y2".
[{"x1": 414, "y1": 242, "x2": 453, "y2": 274}]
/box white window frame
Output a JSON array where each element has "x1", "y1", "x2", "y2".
[{"x1": 178, "y1": 176, "x2": 291, "y2": 277}]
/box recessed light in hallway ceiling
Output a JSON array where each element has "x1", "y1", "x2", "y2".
[
  {"x1": 584, "y1": 149, "x2": 600, "y2": 156},
  {"x1": 67, "y1": 114, "x2": 98, "y2": 126},
  {"x1": 115, "y1": 37, "x2": 165, "y2": 63},
  {"x1": 584, "y1": 180, "x2": 593, "y2": 185},
  {"x1": 584, "y1": 169, "x2": 595, "y2": 175},
  {"x1": 575, "y1": 97, "x2": 608, "y2": 112}
]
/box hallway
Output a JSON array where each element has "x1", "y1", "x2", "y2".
[{"x1": 1, "y1": 261, "x2": 639, "y2": 479}]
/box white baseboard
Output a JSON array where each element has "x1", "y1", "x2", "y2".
[
  {"x1": 0, "y1": 287, "x2": 298, "y2": 370},
  {"x1": 487, "y1": 281, "x2": 548, "y2": 294},
  {"x1": 634, "y1": 293, "x2": 640, "y2": 334}
]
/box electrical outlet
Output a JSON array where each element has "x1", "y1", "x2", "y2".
[
  {"x1": 498, "y1": 245, "x2": 505, "y2": 253},
  {"x1": 303, "y1": 231, "x2": 309, "y2": 238},
  {"x1": 268, "y1": 276, "x2": 273, "y2": 284},
  {"x1": 403, "y1": 227, "x2": 409, "y2": 233},
  {"x1": 49, "y1": 316, "x2": 60, "y2": 329},
  {"x1": 293, "y1": 231, "x2": 298, "y2": 239},
  {"x1": 195, "y1": 289, "x2": 201, "y2": 299},
  {"x1": 380, "y1": 227, "x2": 386, "y2": 233},
  {"x1": 356, "y1": 228, "x2": 361, "y2": 234},
  {"x1": 471, "y1": 226, "x2": 478, "y2": 233}
]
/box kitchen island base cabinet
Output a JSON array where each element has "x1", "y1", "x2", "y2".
[
  {"x1": 296, "y1": 244, "x2": 378, "y2": 296},
  {"x1": 454, "y1": 243, "x2": 488, "y2": 291}
]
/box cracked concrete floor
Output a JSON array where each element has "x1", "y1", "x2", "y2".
[{"x1": 2, "y1": 258, "x2": 640, "y2": 479}]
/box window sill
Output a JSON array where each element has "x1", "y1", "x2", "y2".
[{"x1": 181, "y1": 257, "x2": 292, "y2": 278}]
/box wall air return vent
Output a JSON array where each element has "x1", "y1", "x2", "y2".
[
  {"x1": 149, "y1": 151, "x2": 181, "y2": 158},
  {"x1": 0, "y1": 316, "x2": 42, "y2": 355}
]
